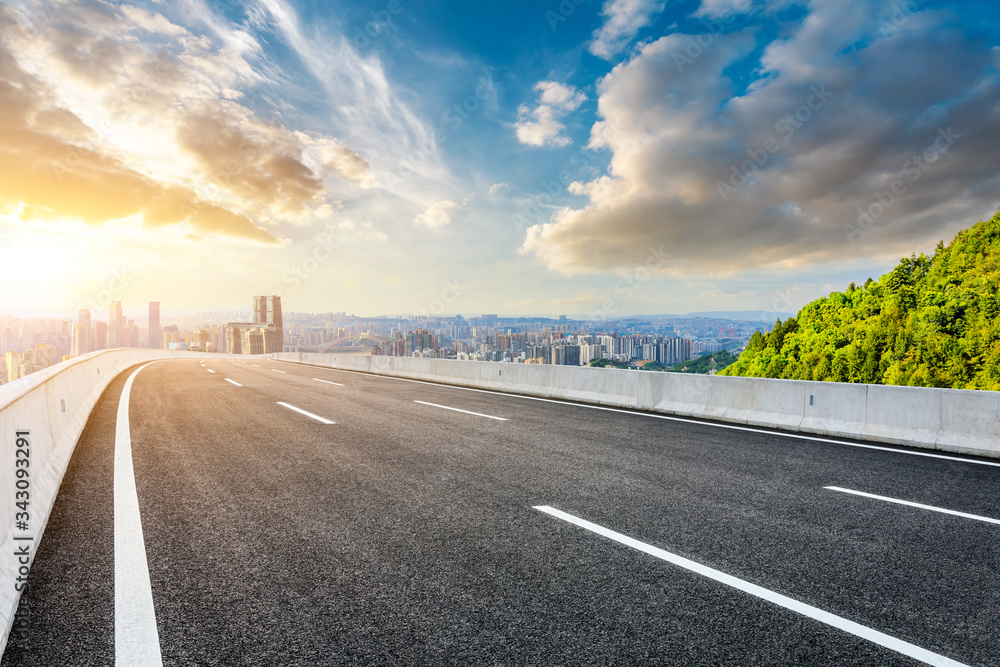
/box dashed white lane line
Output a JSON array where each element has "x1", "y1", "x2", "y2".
[
  {"x1": 207, "y1": 369, "x2": 215, "y2": 374},
  {"x1": 277, "y1": 402, "x2": 335, "y2": 424},
  {"x1": 115, "y1": 363, "x2": 164, "y2": 666},
  {"x1": 224, "y1": 378, "x2": 243, "y2": 387},
  {"x1": 271, "y1": 369, "x2": 286, "y2": 374},
  {"x1": 252, "y1": 364, "x2": 260, "y2": 367},
  {"x1": 825, "y1": 486, "x2": 1000, "y2": 525},
  {"x1": 313, "y1": 378, "x2": 345, "y2": 386},
  {"x1": 413, "y1": 400, "x2": 508, "y2": 421},
  {"x1": 534, "y1": 505, "x2": 969, "y2": 667},
  {"x1": 287, "y1": 365, "x2": 1000, "y2": 469}
]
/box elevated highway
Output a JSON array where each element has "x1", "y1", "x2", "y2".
[{"x1": 1, "y1": 356, "x2": 997, "y2": 665}]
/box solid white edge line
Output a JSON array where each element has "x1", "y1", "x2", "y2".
[
  {"x1": 224, "y1": 378, "x2": 243, "y2": 387},
  {"x1": 115, "y1": 363, "x2": 164, "y2": 666},
  {"x1": 534, "y1": 506, "x2": 968, "y2": 667},
  {"x1": 413, "y1": 400, "x2": 508, "y2": 421},
  {"x1": 825, "y1": 486, "x2": 1000, "y2": 525},
  {"x1": 277, "y1": 363, "x2": 1000, "y2": 468},
  {"x1": 271, "y1": 369, "x2": 286, "y2": 374},
  {"x1": 313, "y1": 378, "x2": 345, "y2": 386},
  {"x1": 276, "y1": 401, "x2": 334, "y2": 424}
]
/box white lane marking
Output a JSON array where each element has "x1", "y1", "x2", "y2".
[
  {"x1": 207, "y1": 369, "x2": 215, "y2": 374},
  {"x1": 277, "y1": 402, "x2": 335, "y2": 424},
  {"x1": 534, "y1": 506, "x2": 969, "y2": 667},
  {"x1": 271, "y1": 369, "x2": 286, "y2": 374},
  {"x1": 115, "y1": 363, "x2": 164, "y2": 666},
  {"x1": 413, "y1": 400, "x2": 508, "y2": 421},
  {"x1": 825, "y1": 486, "x2": 1000, "y2": 525},
  {"x1": 252, "y1": 364, "x2": 260, "y2": 367},
  {"x1": 224, "y1": 378, "x2": 243, "y2": 387},
  {"x1": 313, "y1": 378, "x2": 345, "y2": 386},
  {"x1": 282, "y1": 364, "x2": 1000, "y2": 469}
]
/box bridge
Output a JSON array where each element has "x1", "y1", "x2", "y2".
[
  {"x1": 0, "y1": 351, "x2": 997, "y2": 665},
  {"x1": 289, "y1": 333, "x2": 392, "y2": 353}
]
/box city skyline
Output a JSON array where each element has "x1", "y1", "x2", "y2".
[{"x1": 2, "y1": 1, "x2": 998, "y2": 319}]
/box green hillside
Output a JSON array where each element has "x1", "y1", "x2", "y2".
[
  {"x1": 667, "y1": 350, "x2": 737, "y2": 374},
  {"x1": 721, "y1": 208, "x2": 1000, "y2": 390}
]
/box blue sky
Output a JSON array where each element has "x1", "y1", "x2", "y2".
[{"x1": 1, "y1": 0, "x2": 998, "y2": 318}]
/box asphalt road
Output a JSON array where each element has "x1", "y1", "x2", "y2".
[{"x1": 3, "y1": 357, "x2": 999, "y2": 666}]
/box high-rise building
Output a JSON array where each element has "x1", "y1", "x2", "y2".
[
  {"x1": 148, "y1": 302, "x2": 161, "y2": 350},
  {"x1": 189, "y1": 329, "x2": 211, "y2": 352},
  {"x1": 109, "y1": 301, "x2": 124, "y2": 348},
  {"x1": 94, "y1": 321, "x2": 108, "y2": 351},
  {"x1": 74, "y1": 310, "x2": 91, "y2": 356},
  {"x1": 162, "y1": 325, "x2": 180, "y2": 350},
  {"x1": 252, "y1": 295, "x2": 283, "y2": 353},
  {"x1": 226, "y1": 327, "x2": 243, "y2": 354},
  {"x1": 126, "y1": 319, "x2": 140, "y2": 347}
]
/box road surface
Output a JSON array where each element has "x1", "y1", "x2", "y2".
[{"x1": 3, "y1": 358, "x2": 998, "y2": 666}]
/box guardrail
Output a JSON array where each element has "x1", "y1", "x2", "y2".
[
  {"x1": 273, "y1": 353, "x2": 1000, "y2": 459},
  {"x1": 0, "y1": 349, "x2": 244, "y2": 656}
]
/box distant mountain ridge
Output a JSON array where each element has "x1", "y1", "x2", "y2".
[{"x1": 721, "y1": 208, "x2": 1000, "y2": 390}]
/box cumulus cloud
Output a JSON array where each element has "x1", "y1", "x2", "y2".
[
  {"x1": 414, "y1": 200, "x2": 460, "y2": 230},
  {"x1": 590, "y1": 0, "x2": 666, "y2": 60},
  {"x1": 522, "y1": 0, "x2": 1000, "y2": 275},
  {"x1": 0, "y1": 26, "x2": 275, "y2": 243},
  {"x1": 0, "y1": 0, "x2": 374, "y2": 241},
  {"x1": 515, "y1": 81, "x2": 587, "y2": 148},
  {"x1": 693, "y1": 0, "x2": 758, "y2": 18}
]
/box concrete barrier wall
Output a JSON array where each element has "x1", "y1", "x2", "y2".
[
  {"x1": 0, "y1": 349, "x2": 245, "y2": 655},
  {"x1": 274, "y1": 352, "x2": 1000, "y2": 459}
]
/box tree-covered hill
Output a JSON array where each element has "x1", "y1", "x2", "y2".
[
  {"x1": 721, "y1": 208, "x2": 1000, "y2": 390},
  {"x1": 667, "y1": 350, "x2": 737, "y2": 374}
]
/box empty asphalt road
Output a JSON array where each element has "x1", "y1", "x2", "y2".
[{"x1": 3, "y1": 357, "x2": 999, "y2": 666}]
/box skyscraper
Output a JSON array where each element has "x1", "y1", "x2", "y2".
[
  {"x1": 109, "y1": 301, "x2": 124, "y2": 348},
  {"x1": 94, "y1": 321, "x2": 107, "y2": 351},
  {"x1": 148, "y1": 302, "x2": 161, "y2": 349},
  {"x1": 74, "y1": 309, "x2": 91, "y2": 356},
  {"x1": 252, "y1": 295, "x2": 283, "y2": 353}
]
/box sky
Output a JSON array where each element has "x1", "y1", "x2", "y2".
[{"x1": 1, "y1": 0, "x2": 998, "y2": 319}]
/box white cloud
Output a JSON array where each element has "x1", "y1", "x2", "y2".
[
  {"x1": 489, "y1": 182, "x2": 510, "y2": 195},
  {"x1": 590, "y1": 0, "x2": 666, "y2": 60},
  {"x1": 414, "y1": 200, "x2": 460, "y2": 230},
  {"x1": 535, "y1": 81, "x2": 587, "y2": 110},
  {"x1": 522, "y1": 0, "x2": 1000, "y2": 275},
  {"x1": 254, "y1": 0, "x2": 448, "y2": 194},
  {"x1": 0, "y1": 0, "x2": 374, "y2": 237},
  {"x1": 693, "y1": 0, "x2": 756, "y2": 19},
  {"x1": 515, "y1": 81, "x2": 587, "y2": 148}
]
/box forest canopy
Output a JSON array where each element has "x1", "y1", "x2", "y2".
[{"x1": 721, "y1": 209, "x2": 1000, "y2": 390}]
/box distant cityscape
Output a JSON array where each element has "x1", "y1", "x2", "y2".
[{"x1": 0, "y1": 296, "x2": 775, "y2": 385}]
